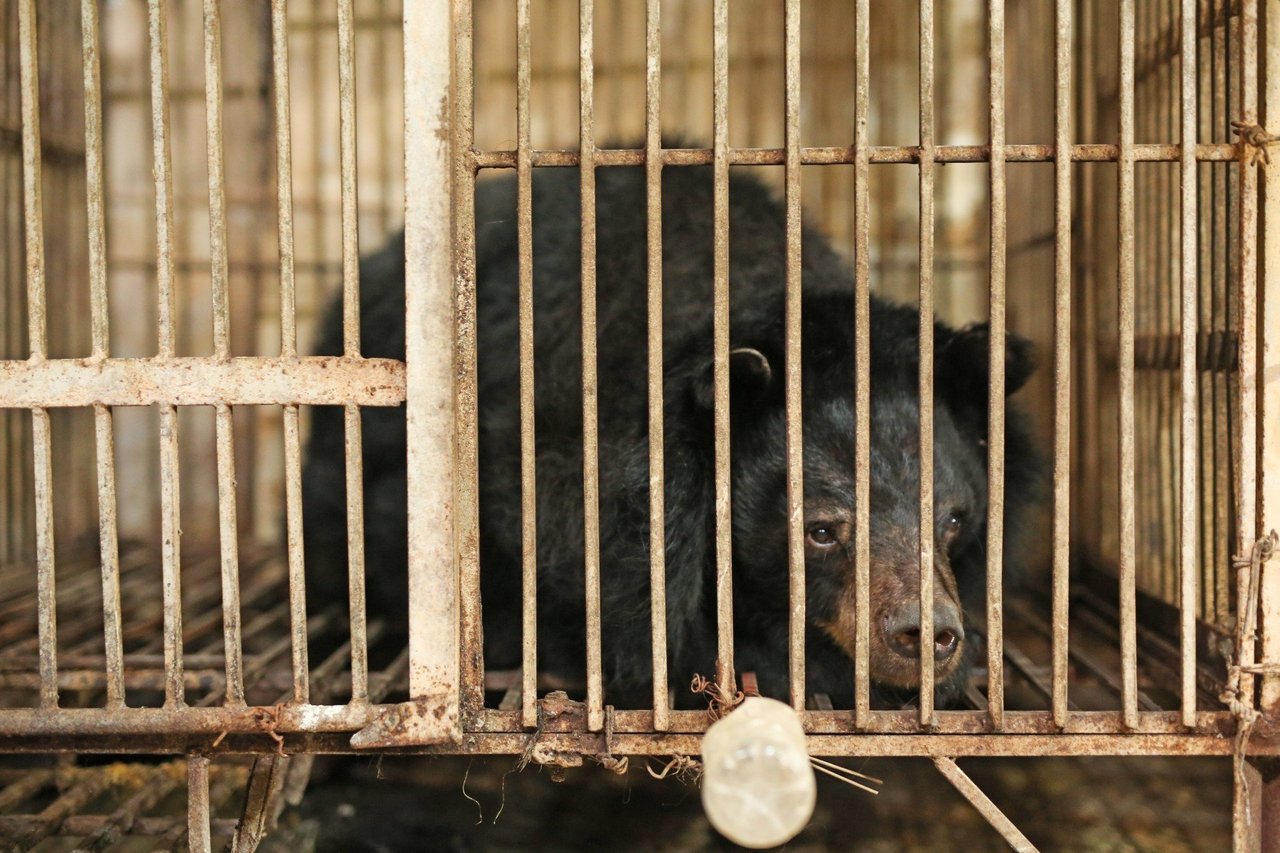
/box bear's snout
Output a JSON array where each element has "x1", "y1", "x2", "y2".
[{"x1": 882, "y1": 600, "x2": 964, "y2": 664}]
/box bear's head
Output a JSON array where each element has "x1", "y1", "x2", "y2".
[{"x1": 689, "y1": 291, "x2": 1038, "y2": 706}]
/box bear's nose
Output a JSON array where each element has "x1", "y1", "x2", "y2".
[{"x1": 883, "y1": 602, "x2": 964, "y2": 662}]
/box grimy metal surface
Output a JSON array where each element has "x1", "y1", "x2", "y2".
[{"x1": 0, "y1": 1, "x2": 1276, "y2": 848}]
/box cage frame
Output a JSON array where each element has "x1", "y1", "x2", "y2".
[{"x1": 0, "y1": 0, "x2": 1279, "y2": 850}]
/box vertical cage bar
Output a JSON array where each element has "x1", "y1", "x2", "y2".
[
  {"x1": 404, "y1": 0, "x2": 461, "y2": 736},
  {"x1": 986, "y1": 0, "x2": 1008, "y2": 730},
  {"x1": 1118, "y1": 0, "x2": 1139, "y2": 731},
  {"x1": 19, "y1": 0, "x2": 57, "y2": 712},
  {"x1": 853, "y1": 0, "x2": 872, "y2": 728},
  {"x1": 917, "y1": 0, "x2": 937, "y2": 728},
  {"x1": 712, "y1": 0, "x2": 735, "y2": 699},
  {"x1": 272, "y1": 0, "x2": 309, "y2": 705},
  {"x1": 337, "y1": 0, "x2": 369, "y2": 703},
  {"x1": 645, "y1": 0, "x2": 670, "y2": 731},
  {"x1": 1260, "y1": 0, "x2": 1280, "y2": 720},
  {"x1": 148, "y1": 0, "x2": 185, "y2": 709},
  {"x1": 516, "y1": 0, "x2": 538, "y2": 730},
  {"x1": 453, "y1": 0, "x2": 484, "y2": 719},
  {"x1": 82, "y1": 0, "x2": 125, "y2": 709},
  {"x1": 203, "y1": 0, "x2": 245, "y2": 708},
  {"x1": 186, "y1": 756, "x2": 212, "y2": 853},
  {"x1": 1233, "y1": 2, "x2": 1262, "y2": 836},
  {"x1": 1177, "y1": 0, "x2": 1199, "y2": 729},
  {"x1": 580, "y1": 0, "x2": 604, "y2": 733},
  {"x1": 1051, "y1": 0, "x2": 1073, "y2": 729},
  {"x1": 783, "y1": 0, "x2": 805, "y2": 714}
]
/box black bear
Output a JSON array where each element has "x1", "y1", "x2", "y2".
[{"x1": 301, "y1": 164, "x2": 1041, "y2": 709}]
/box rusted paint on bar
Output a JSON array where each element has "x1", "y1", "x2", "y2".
[
  {"x1": 272, "y1": 0, "x2": 309, "y2": 705},
  {"x1": 453, "y1": 0, "x2": 484, "y2": 722},
  {"x1": 343, "y1": 404, "x2": 369, "y2": 703},
  {"x1": 337, "y1": 0, "x2": 360, "y2": 359},
  {"x1": 147, "y1": 0, "x2": 184, "y2": 709},
  {"x1": 283, "y1": 406, "x2": 308, "y2": 703},
  {"x1": 986, "y1": 0, "x2": 1007, "y2": 730},
  {"x1": 18, "y1": 0, "x2": 56, "y2": 712},
  {"x1": 186, "y1": 756, "x2": 212, "y2": 853},
  {"x1": 1178, "y1": 0, "x2": 1199, "y2": 730},
  {"x1": 933, "y1": 757, "x2": 1038, "y2": 851},
  {"x1": 516, "y1": 0, "x2": 538, "y2": 731},
  {"x1": 81, "y1": 0, "x2": 125, "y2": 711},
  {"x1": 853, "y1": 0, "x2": 872, "y2": 729},
  {"x1": 783, "y1": 0, "x2": 805, "y2": 714},
  {"x1": 1051, "y1": 0, "x2": 1072, "y2": 730},
  {"x1": 470, "y1": 143, "x2": 1241, "y2": 170},
  {"x1": 214, "y1": 404, "x2": 244, "y2": 706},
  {"x1": 712, "y1": 0, "x2": 734, "y2": 699},
  {"x1": 158, "y1": 406, "x2": 183, "y2": 708},
  {"x1": 0, "y1": 357, "x2": 405, "y2": 407},
  {"x1": 645, "y1": 0, "x2": 669, "y2": 732},
  {"x1": 202, "y1": 0, "x2": 245, "y2": 709},
  {"x1": 1118, "y1": 0, "x2": 1139, "y2": 731},
  {"x1": 273, "y1": 0, "x2": 298, "y2": 360},
  {"x1": 1233, "y1": 1, "x2": 1262, "y2": 844},
  {"x1": 0, "y1": 704, "x2": 1254, "y2": 740},
  {"x1": 918, "y1": 0, "x2": 937, "y2": 728},
  {"x1": 1261, "y1": 0, "x2": 1280, "y2": 719},
  {"x1": 580, "y1": 0, "x2": 604, "y2": 734},
  {"x1": 336, "y1": 0, "x2": 369, "y2": 707}
]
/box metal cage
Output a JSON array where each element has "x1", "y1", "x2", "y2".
[{"x1": 1, "y1": 0, "x2": 1278, "y2": 849}]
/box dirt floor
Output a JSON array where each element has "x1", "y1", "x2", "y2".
[{"x1": 257, "y1": 754, "x2": 1232, "y2": 852}]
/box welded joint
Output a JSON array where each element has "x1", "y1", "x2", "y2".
[
  {"x1": 1231, "y1": 120, "x2": 1280, "y2": 165},
  {"x1": 932, "y1": 757, "x2": 1038, "y2": 852},
  {"x1": 348, "y1": 695, "x2": 461, "y2": 749}
]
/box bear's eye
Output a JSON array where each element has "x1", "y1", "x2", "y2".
[
  {"x1": 943, "y1": 511, "x2": 965, "y2": 541},
  {"x1": 806, "y1": 524, "x2": 839, "y2": 548}
]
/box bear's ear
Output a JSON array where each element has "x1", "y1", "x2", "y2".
[
  {"x1": 936, "y1": 323, "x2": 1036, "y2": 404},
  {"x1": 691, "y1": 347, "x2": 774, "y2": 412}
]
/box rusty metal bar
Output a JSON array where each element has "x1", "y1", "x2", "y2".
[
  {"x1": 469, "y1": 143, "x2": 1241, "y2": 169},
  {"x1": 0, "y1": 704, "x2": 1252, "y2": 740},
  {"x1": 1233, "y1": 1, "x2": 1261, "y2": 845},
  {"x1": 147, "y1": 0, "x2": 184, "y2": 710},
  {"x1": 0, "y1": 358, "x2": 406, "y2": 407},
  {"x1": 1261, "y1": 0, "x2": 1280, "y2": 720},
  {"x1": 80, "y1": 0, "x2": 125, "y2": 710},
  {"x1": 645, "y1": 0, "x2": 669, "y2": 732},
  {"x1": 580, "y1": 0, "x2": 604, "y2": 733},
  {"x1": 453, "y1": 0, "x2": 484, "y2": 722},
  {"x1": 202, "y1": 0, "x2": 245, "y2": 709},
  {"x1": 1118, "y1": 0, "x2": 1140, "y2": 731},
  {"x1": 933, "y1": 758, "x2": 1038, "y2": 852},
  {"x1": 5, "y1": 723, "x2": 1272, "y2": 758},
  {"x1": 784, "y1": 0, "x2": 804, "y2": 713},
  {"x1": 187, "y1": 756, "x2": 212, "y2": 853},
  {"x1": 516, "y1": 0, "x2": 537, "y2": 732},
  {"x1": 712, "y1": 0, "x2": 734, "y2": 699},
  {"x1": 272, "y1": 0, "x2": 309, "y2": 706},
  {"x1": 343, "y1": 403, "x2": 368, "y2": 703},
  {"x1": 1178, "y1": 0, "x2": 1199, "y2": 729},
  {"x1": 986, "y1": 0, "x2": 1007, "y2": 730},
  {"x1": 18, "y1": 0, "x2": 57, "y2": 713},
  {"x1": 336, "y1": 0, "x2": 369, "y2": 706},
  {"x1": 1051, "y1": 0, "x2": 1072, "y2": 730},
  {"x1": 918, "y1": 0, "x2": 937, "y2": 727},
  {"x1": 853, "y1": 0, "x2": 872, "y2": 729}
]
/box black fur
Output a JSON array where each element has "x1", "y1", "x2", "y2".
[{"x1": 302, "y1": 165, "x2": 1043, "y2": 709}]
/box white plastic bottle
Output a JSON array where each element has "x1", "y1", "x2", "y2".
[{"x1": 700, "y1": 696, "x2": 817, "y2": 849}]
